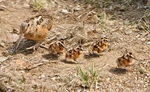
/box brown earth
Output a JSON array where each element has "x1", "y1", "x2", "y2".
[{"x1": 0, "y1": 0, "x2": 150, "y2": 92}]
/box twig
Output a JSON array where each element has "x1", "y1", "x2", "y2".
[
  {"x1": 45, "y1": 35, "x2": 57, "y2": 44},
  {"x1": 25, "y1": 62, "x2": 44, "y2": 71}
]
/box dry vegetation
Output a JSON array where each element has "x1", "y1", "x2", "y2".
[{"x1": 0, "y1": 0, "x2": 150, "y2": 92}]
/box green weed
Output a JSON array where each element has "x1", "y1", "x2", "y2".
[
  {"x1": 76, "y1": 63, "x2": 102, "y2": 89},
  {"x1": 32, "y1": 0, "x2": 43, "y2": 11}
]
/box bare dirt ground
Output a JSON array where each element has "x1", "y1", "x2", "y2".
[{"x1": 0, "y1": 0, "x2": 150, "y2": 92}]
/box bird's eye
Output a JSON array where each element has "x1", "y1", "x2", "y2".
[
  {"x1": 129, "y1": 52, "x2": 132, "y2": 55},
  {"x1": 60, "y1": 40, "x2": 64, "y2": 43},
  {"x1": 27, "y1": 24, "x2": 30, "y2": 27}
]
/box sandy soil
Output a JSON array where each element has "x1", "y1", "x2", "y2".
[{"x1": 0, "y1": 0, "x2": 150, "y2": 92}]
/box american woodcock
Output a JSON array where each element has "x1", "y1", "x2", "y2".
[
  {"x1": 48, "y1": 40, "x2": 66, "y2": 55},
  {"x1": 116, "y1": 52, "x2": 135, "y2": 68},
  {"x1": 90, "y1": 37, "x2": 108, "y2": 54},
  {"x1": 65, "y1": 45, "x2": 85, "y2": 63},
  {"x1": 15, "y1": 15, "x2": 54, "y2": 51}
]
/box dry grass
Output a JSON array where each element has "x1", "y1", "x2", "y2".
[{"x1": 0, "y1": 0, "x2": 150, "y2": 92}]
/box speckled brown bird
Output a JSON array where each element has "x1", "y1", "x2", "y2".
[
  {"x1": 65, "y1": 45, "x2": 84, "y2": 63},
  {"x1": 48, "y1": 40, "x2": 66, "y2": 55},
  {"x1": 90, "y1": 37, "x2": 108, "y2": 54},
  {"x1": 15, "y1": 15, "x2": 54, "y2": 51},
  {"x1": 116, "y1": 52, "x2": 134, "y2": 68}
]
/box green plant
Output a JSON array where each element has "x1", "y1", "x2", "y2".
[
  {"x1": 85, "y1": 0, "x2": 92, "y2": 3},
  {"x1": 18, "y1": 75, "x2": 25, "y2": 84},
  {"x1": 46, "y1": 0, "x2": 51, "y2": 3},
  {"x1": 76, "y1": 63, "x2": 102, "y2": 89},
  {"x1": 98, "y1": 11, "x2": 113, "y2": 29},
  {"x1": 122, "y1": 0, "x2": 132, "y2": 5},
  {"x1": 32, "y1": 0, "x2": 43, "y2": 11},
  {"x1": 138, "y1": 66, "x2": 150, "y2": 74}
]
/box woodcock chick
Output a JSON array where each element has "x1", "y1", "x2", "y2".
[
  {"x1": 15, "y1": 15, "x2": 54, "y2": 51},
  {"x1": 48, "y1": 40, "x2": 66, "y2": 55},
  {"x1": 90, "y1": 37, "x2": 108, "y2": 54},
  {"x1": 65, "y1": 45, "x2": 85, "y2": 63},
  {"x1": 116, "y1": 52, "x2": 135, "y2": 68}
]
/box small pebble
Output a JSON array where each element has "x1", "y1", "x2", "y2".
[
  {"x1": 125, "y1": 29, "x2": 132, "y2": 35},
  {"x1": 60, "y1": 9, "x2": 70, "y2": 14},
  {"x1": 0, "y1": 56, "x2": 8, "y2": 62},
  {"x1": 147, "y1": 41, "x2": 150, "y2": 44}
]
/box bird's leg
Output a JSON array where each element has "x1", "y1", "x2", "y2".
[
  {"x1": 73, "y1": 58, "x2": 78, "y2": 64},
  {"x1": 26, "y1": 41, "x2": 41, "y2": 50},
  {"x1": 39, "y1": 44, "x2": 49, "y2": 50},
  {"x1": 16, "y1": 32, "x2": 23, "y2": 50},
  {"x1": 15, "y1": 27, "x2": 24, "y2": 52}
]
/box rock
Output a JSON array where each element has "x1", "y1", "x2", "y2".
[
  {"x1": 140, "y1": 38, "x2": 146, "y2": 41},
  {"x1": 0, "y1": 56, "x2": 8, "y2": 62},
  {"x1": 136, "y1": 35, "x2": 140, "y2": 38},
  {"x1": 38, "y1": 74, "x2": 46, "y2": 79},
  {"x1": 109, "y1": 6, "x2": 113, "y2": 10},
  {"x1": 60, "y1": 9, "x2": 70, "y2": 14},
  {"x1": 22, "y1": 3, "x2": 30, "y2": 8},
  {"x1": 125, "y1": 29, "x2": 132, "y2": 35},
  {"x1": 74, "y1": 5, "x2": 81, "y2": 11},
  {"x1": 0, "y1": 42, "x2": 5, "y2": 48},
  {"x1": 147, "y1": 41, "x2": 150, "y2": 44},
  {"x1": 11, "y1": 34, "x2": 20, "y2": 42}
]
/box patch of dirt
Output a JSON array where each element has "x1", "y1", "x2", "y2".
[{"x1": 0, "y1": 0, "x2": 150, "y2": 92}]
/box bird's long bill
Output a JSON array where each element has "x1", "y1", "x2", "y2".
[
  {"x1": 133, "y1": 57, "x2": 138, "y2": 61},
  {"x1": 15, "y1": 30, "x2": 23, "y2": 50},
  {"x1": 15, "y1": 22, "x2": 28, "y2": 51}
]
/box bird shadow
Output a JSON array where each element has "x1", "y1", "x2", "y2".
[
  {"x1": 42, "y1": 53, "x2": 59, "y2": 60},
  {"x1": 84, "y1": 53, "x2": 101, "y2": 59},
  {"x1": 60, "y1": 59, "x2": 83, "y2": 64},
  {"x1": 8, "y1": 39, "x2": 36, "y2": 55},
  {"x1": 109, "y1": 68, "x2": 127, "y2": 74}
]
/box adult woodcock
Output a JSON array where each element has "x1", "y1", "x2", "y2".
[{"x1": 15, "y1": 15, "x2": 54, "y2": 51}]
